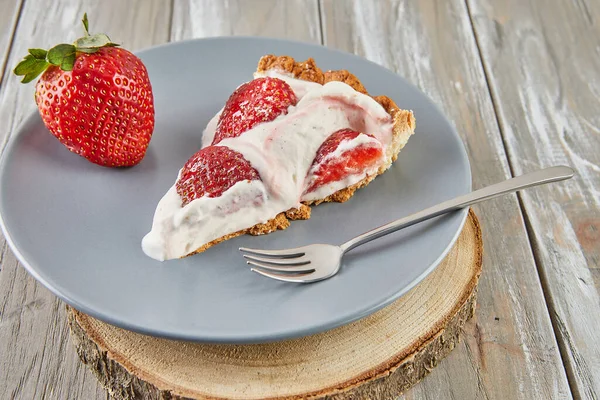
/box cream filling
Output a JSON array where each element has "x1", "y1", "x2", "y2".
[
  {"x1": 253, "y1": 69, "x2": 322, "y2": 99},
  {"x1": 201, "y1": 108, "x2": 221, "y2": 148},
  {"x1": 142, "y1": 179, "x2": 269, "y2": 261},
  {"x1": 142, "y1": 73, "x2": 393, "y2": 261}
]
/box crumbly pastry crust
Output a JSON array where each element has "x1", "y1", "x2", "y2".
[{"x1": 184, "y1": 55, "x2": 416, "y2": 257}]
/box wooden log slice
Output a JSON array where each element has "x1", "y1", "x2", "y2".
[{"x1": 67, "y1": 210, "x2": 483, "y2": 400}]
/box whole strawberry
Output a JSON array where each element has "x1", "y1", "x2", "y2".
[{"x1": 13, "y1": 14, "x2": 154, "y2": 167}]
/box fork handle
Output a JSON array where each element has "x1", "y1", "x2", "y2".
[{"x1": 339, "y1": 165, "x2": 574, "y2": 253}]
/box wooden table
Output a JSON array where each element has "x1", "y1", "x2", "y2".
[{"x1": 0, "y1": 1, "x2": 598, "y2": 399}]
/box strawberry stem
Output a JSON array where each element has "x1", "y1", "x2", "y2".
[{"x1": 82, "y1": 13, "x2": 90, "y2": 36}]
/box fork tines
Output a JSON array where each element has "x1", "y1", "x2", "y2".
[{"x1": 239, "y1": 247, "x2": 315, "y2": 276}]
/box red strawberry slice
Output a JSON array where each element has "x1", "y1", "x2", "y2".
[
  {"x1": 176, "y1": 146, "x2": 261, "y2": 207},
  {"x1": 212, "y1": 77, "x2": 297, "y2": 144},
  {"x1": 304, "y1": 128, "x2": 384, "y2": 194}
]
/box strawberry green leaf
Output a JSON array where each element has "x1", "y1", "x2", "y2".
[
  {"x1": 13, "y1": 55, "x2": 43, "y2": 74},
  {"x1": 28, "y1": 48, "x2": 47, "y2": 59},
  {"x1": 77, "y1": 47, "x2": 99, "y2": 54},
  {"x1": 74, "y1": 33, "x2": 117, "y2": 50},
  {"x1": 73, "y1": 13, "x2": 119, "y2": 52},
  {"x1": 21, "y1": 61, "x2": 49, "y2": 83},
  {"x1": 47, "y1": 44, "x2": 76, "y2": 71},
  {"x1": 82, "y1": 12, "x2": 90, "y2": 35},
  {"x1": 14, "y1": 57, "x2": 37, "y2": 75},
  {"x1": 14, "y1": 57, "x2": 49, "y2": 83}
]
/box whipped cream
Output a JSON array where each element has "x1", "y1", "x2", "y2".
[
  {"x1": 142, "y1": 179, "x2": 269, "y2": 261},
  {"x1": 201, "y1": 108, "x2": 221, "y2": 148},
  {"x1": 142, "y1": 71, "x2": 393, "y2": 261},
  {"x1": 254, "y1": 70, "x2": 322, "y2": 99}
]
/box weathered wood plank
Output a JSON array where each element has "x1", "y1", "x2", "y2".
[
  {"x1": 171, "y1": 0, "x2": 321, "y2": 42},
  {"x1": 0, "y1": 1, "x2": 171, "y2": 399},
  {"x1": 467, "y1": 0, "x2": 600, "y2": 398},
  {"x1": 0, "y1": 0, "x2": 23, "y2": 86},
  {"x1": 0, "y1": 1, "x2": 323, "y2": 398},
  {"x1": 320, "y1": 0, "x2": 572, "y2": 399}
]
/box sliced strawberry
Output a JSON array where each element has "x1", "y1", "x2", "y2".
[
  {"x1": 176, "y1": 146, "x2": 261, "y2": 206},
  {"x1": 304, "y1": 128, "x2": 384, "y2": 194},
  {"x1": 212, "y1": 77, "x2": 297, "y2": 144}
]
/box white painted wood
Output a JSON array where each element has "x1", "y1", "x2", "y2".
[
  {"x1": 0, "y1": 1, "x2": 171, "y2": 399},
  {"x1": 321, "y1": 1, "x2": 572, "y2": 399},
  {"x1": 467, "y1": 0, "x2": 600, "y2": 398},
  {"x1": 171, "y1": 0, "x2": 321, "y2": 42},
  {"x1": 0, "y1": 0, "x2": 322, "y2": 398},
  {"x1": 0, "y1": 0, "x2": 22, "y2": 84},
  {"x1": 1, "y1": 0, "x2": 593, "y2": 398}
]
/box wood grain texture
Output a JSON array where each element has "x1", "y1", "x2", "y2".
[
  {"x1": 68, "y1": 211, "x2": 482, "y2": 400},
  {"x1": 320, "y1": 0, "x2": 572, "y2": 399},
  {"x1": 467, "y1": 0, "x2": 600, "y2": 398},
  {"x1": 0, "y1": 1, "x2": 171, "y2": 399},
  {"x1": 171, "y1": 0, "x2": 321, "y2": 42},
  {"x1": 0, "y1": 0, "x2": 22, "y2": 87},
  {"x1": 0, "y1": 1, "x2": 321, "y2": 398},
  {"x1": 0, "y1": 0, "x2": 593, "y2": 398}
]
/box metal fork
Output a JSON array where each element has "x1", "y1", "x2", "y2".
[{"x1": 240, "y1": 165, "x2": 574, "y2": 283}]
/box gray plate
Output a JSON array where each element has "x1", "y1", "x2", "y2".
[{"x1": 0, "y1": 37, "x2": 471, "y2": 343}]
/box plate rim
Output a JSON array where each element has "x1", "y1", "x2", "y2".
[{"x1": 0, "y1": 36, "x2": 472, "y2": 343}]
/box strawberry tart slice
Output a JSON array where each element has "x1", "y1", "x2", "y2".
[{"x1": 142, "y1": 55, "x2": 416, "y2": 261}]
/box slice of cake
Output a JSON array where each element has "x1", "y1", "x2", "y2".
[{"x1": 142, "y1": 55, "x2": 416, "y2": 261}]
